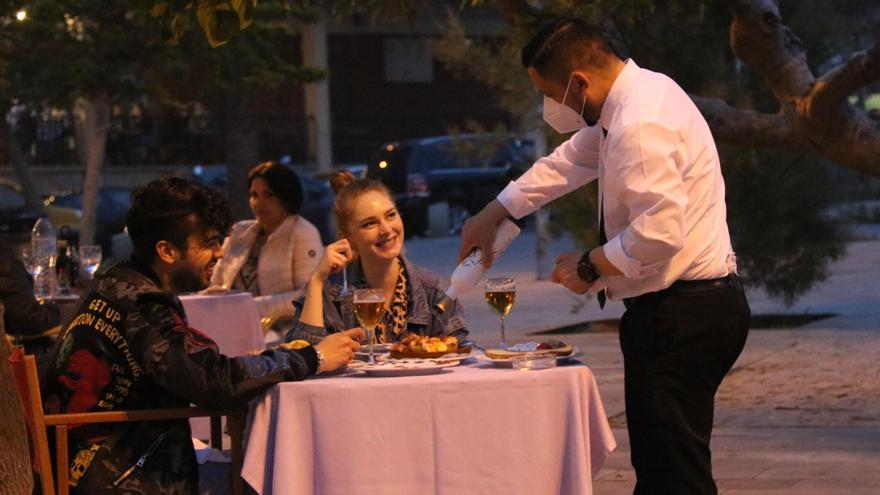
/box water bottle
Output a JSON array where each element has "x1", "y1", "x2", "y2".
[
  {"x1": 434, "y1": 218, "x2": 521, "y2": 313},
  {"x1": 31, "y1": 217, "x2": 58, "y2": 300}
]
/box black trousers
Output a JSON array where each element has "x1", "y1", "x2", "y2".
[{"x1": 619, "y1": 275, "x2": 750, "y2": 495}]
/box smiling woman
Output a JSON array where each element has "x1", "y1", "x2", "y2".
[
  {"x1": 286, "y1": 171, "x2": 469, "y2": 346},
  {"x1": 209, "y1": 161, "x2": 323, "y2": 325}
]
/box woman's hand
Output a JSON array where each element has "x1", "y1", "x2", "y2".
[
  {"x1": 312, "y1": 239, "x2": 353, "y2": 283},
  {"x1": 314, "y1": 327, "x2": 364, "y2": 372}
]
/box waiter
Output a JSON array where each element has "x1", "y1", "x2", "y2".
[{"x1": 459, "y1": 17, "x2": 750, "y2": 494}]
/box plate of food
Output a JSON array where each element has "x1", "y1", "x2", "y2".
[
  {"x1": 477, "y1": 341, "x2": 582, "y2": 367},
  {"x1": 348, "y1": 359, "x2": 459, "y2": 377},
  {"x1": 387, "y1": 334, "x2": 472, "y2": 359}
]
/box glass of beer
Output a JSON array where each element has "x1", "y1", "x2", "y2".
[
  {"x1": 485, "y1": 277, "x2": 516, "y2": 349},
  {"x1": 353, "y1": 288, "x2": 386, "y2": 363}
]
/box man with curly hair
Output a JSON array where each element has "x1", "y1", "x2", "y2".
[{"x1": 42, "y1": 177, "x2": 362, "y2": 494}]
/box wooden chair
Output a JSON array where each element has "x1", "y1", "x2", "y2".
[{"x1": 8, "y1": 347, "x2": 246, "y2": 495}]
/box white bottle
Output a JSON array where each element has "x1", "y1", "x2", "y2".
[
  {"x1": 31, "y1": 217, "x2": 58, "y2": 300},
  {"x1": 434, "y1": 218, "x2": 521, "y2": 313}
]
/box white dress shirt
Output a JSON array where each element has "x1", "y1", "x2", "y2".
[{"x1": 498, "y1": 59, "x2": 737, "y2": 300}]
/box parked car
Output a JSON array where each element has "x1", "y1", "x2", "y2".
[
  {"x1": 0, "y1": 182, "x2": 40, "y2": 247},
  {"x1": 44, "y1": 186, "x2": 133, "y2": 252},
  {"x1": 366, "y1": 133, "x2": 534, "y2": 236},
  {"x1": 191, "y1": 164, "x2": 337, "y2": 244}
]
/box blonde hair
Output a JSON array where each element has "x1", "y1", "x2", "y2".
[{"x1": 330, "y1": 170, "x2": 395, "y2": 236}]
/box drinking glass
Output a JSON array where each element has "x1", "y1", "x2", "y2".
[
  {"x1": 353, "y1": 288, "x2": 386, "y2": 364},
  {"x1": 79, "y1": 245, "x2": 102, "y2": 280},
  {"x1": 19, "y1": 247, "x2": 36, "y2": 277},
  {"x1": 485, "y1": 277, "x2": 516, "y2": 350}
]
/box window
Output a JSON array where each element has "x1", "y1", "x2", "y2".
[{"x1": 384, "y1": 38, "x2": 434, "y2": 83}]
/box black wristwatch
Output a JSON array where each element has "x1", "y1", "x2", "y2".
[{"x1": 577, "y1": 249, "x2": 600, "y2": 283}]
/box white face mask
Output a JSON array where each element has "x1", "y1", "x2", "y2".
[{"x1": 542, "y1": 76, "x2": 587, "y2": 134}]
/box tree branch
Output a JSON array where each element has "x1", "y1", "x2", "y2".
[
  {"x1": 812, "y1": 32, "x2": 880, "y2": 116},
  {"x1": 691, "y1": 95, "x2": 808, "y2": 152},
  {"x1": 494, "y1": 0, "x2": 538, "y2": 27},
  {"x1": 725, "y1": 0, "x2": 880, "y2": 175}
]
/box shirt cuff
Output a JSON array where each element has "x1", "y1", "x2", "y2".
[
  {"x1": 497, "y1": 182, "x2": 536, "y2": 220},
  {"x1": 602, "y1": 235, "x2": 642, "y2": 279},
  {"x1": 294, "y1": 345, "x2": 319, "y2": 376},
  {"x1": 285, "y1": 322, "x2": 326, "y2": 345}
]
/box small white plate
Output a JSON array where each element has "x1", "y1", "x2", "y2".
[
  {"x1": 476, "y1": 347, "x2": 583, "y2": 368},
  {"x1": 376, "y1": 354, "x2": 465, "y2": 365},
  {"x1": 349, "y1": 359, "x2": 459, "y2": 377}
]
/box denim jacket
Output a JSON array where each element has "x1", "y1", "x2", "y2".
[{"x1": 286, "y1": 255, "x2": 468, "y2": 344}]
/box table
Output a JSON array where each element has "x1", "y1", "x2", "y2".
[
  {"x1": 180, "y1": 292, "x2": 264, "y2": 439},
  {"x1": 242, "y1": 362, "x2": 616, "y2": 495},
  {"x1": 180, "y1": 292, "x2": 265, "y2": 356}
]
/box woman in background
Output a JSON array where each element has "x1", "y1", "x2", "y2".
[
  {"x1": 287, "y1": 170, "x2": 467, "y2": 344},
  {"x1": 211, "y1": 161, "x2": 322, "y2": 326}
]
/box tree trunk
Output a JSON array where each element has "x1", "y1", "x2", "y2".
[
  {"x1": 223, "y1": 96, "x2": 259, "y2": 221},
  {"x1": 0, "y1": 113, "x2": 44, "y2": 214},
  {"x1": 0, "y1": 303, "x2": 35, "y2": 495},
  {"x1": 72, "y1": 95, "x2": 112, "y2": 247}
]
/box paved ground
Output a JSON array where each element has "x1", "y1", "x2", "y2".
[{"x1": 406, "y1": 226, "x2": 880, "y2": 494}]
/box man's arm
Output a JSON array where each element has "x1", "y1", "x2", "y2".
[
  {"x1": 600, "y1": 121, "x2": 687, "y2": 279},
  {"x1": 458, "y1": 127, "x2": 602, "y2": 267},
  {"x1": 0, "y1": 253, "x2": 60, "y2": 335},
  {"x1": 135, "y1": 300, "x2": 358, "y2": 410}
]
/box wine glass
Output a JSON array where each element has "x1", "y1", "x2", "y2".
[
  {"x1": 485, "y1": 277, "x2": 516, "y2": 350},
  {"x1": 353, "y1": 288, "x2": 386, "y2": 364},
  {"x1": 78, "y1": 245, "x2": 102, "y2": 280}
]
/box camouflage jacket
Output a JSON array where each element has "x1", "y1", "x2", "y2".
[{"x1": 41, "y1": 262, "x2": 318, "y2": 494}]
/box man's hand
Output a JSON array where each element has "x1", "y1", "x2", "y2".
[
  {"x1": 550, "y1": 252, "x2": 594, "y2": 294},
  {"x1": 457, "y1": 199, "x2": 510, "y2": 268},
  {"x1": 314, "y1": 327, "x2": 364, "y2": 372}
]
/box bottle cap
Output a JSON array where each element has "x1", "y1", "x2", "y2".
[{"x1": 433, "y1": 294, "x2": 454, "y2": 314}]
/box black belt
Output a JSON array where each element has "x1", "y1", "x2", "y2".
[{"x1": 623, "y1": 274, "x2": 742, "y2": 310}]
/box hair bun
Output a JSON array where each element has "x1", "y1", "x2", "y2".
[{"x1": 329, "y1": 170, "x2": 356, "y2": 194}]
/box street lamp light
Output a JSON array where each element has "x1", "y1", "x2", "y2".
[{"x1": 15, "y1": 9, "x2": 27, "y2": 21}]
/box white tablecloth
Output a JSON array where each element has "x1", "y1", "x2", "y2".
[
  {"x1": 243, "y1": 362, "x2": 616, "y2": 495},
  {"x1": 180, "y1": 292, "x2": 265, "y2": 439},
  {"x1": 180, "y1": 292, "x2": 264, "y2": 356}
]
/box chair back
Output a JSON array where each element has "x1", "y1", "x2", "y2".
[
  {"x1": 9, "y1": 346, "x2": 57, "y2": 495},
  {"x1": 8, "y1": 345, "x2": 246, "y2": 495}
]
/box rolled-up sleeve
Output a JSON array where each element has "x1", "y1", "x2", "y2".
[
  {"x1": 603, "y1": 121, "x2": 686, "y2": 279},
  {"x1": 498, "y1": 126, "x2": 601, "y2": 219}
]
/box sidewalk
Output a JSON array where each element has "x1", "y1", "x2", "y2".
[{"x1": 406, "y1": 228, "x2": 880, "y2": 494}]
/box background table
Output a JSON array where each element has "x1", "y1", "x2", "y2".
[
  {"x1": 180, "y1": 292, "x2": 264, "y2": 356},
  {"x1": 243, "y1": 362, "x2": 616, "y2": 495},
  {"x1": 180, "y1": 292, "x2": 264, "y2": 439}
]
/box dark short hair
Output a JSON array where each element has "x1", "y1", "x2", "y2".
[
  {"x1": 521, "y1": 17, "x2": 613, "y2": 80},
  {"x1": 126, "y1": 177, "x2": 231, "y2": 264},
  {"x1": 247, "y1": 161, "x2": 304, "y2": 215}
]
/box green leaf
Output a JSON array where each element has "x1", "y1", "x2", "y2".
[
  {"x1": 151, "y1": 2, "x2": 168, "y2": 17},
  {"x1": 171, "y1": 13, "x2": 189, "y2": 43},
  {"x1": 231, "y1": 0, "x2": 256, "y2": 30},
  {"x1": 197, "y1": 3, "x2": 241, "y2": 48}
]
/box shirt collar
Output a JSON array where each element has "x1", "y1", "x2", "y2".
[{"x1": 597, "y1": 58, "x2": 639, "y2": 133}]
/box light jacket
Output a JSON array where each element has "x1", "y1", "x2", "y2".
[{"x1": 210, "y1": 215, "x2": 322, "y2": 319}]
